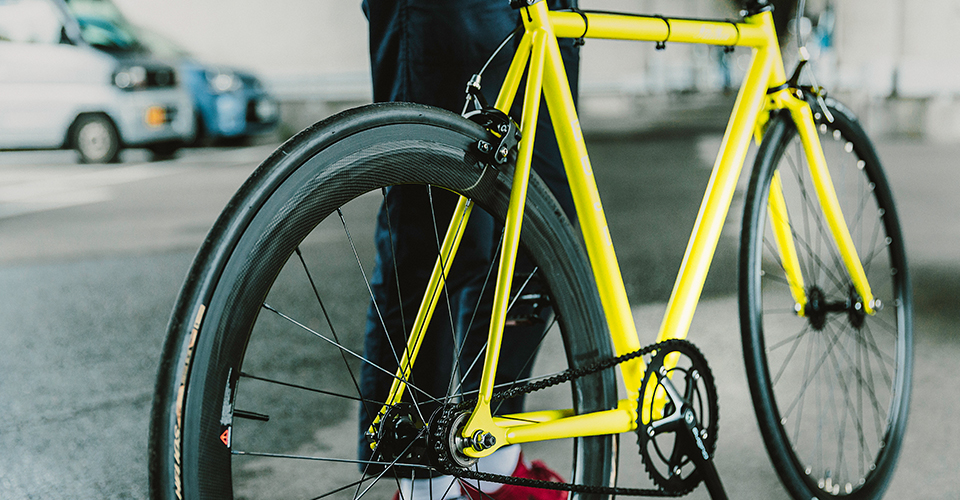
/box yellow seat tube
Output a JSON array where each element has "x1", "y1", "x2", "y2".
[
  {"x1": 538, "y1": 2, "x2": 646, "y2": 396},
  {"x1": 463, "y1": 18, "x2": 549, "y2": 459},
  {"x1": 786, "y1": 99, "x2": 876, "y2": 313},
  {"x1": 767, "y1": 171, "x2": 808, "y2": 312},
  {"x1": 495, "y1": 31, "x2": 532, "y2": 113},
  {"x1": 375, "y1": 196, "x2": 474, "y2": 421}
]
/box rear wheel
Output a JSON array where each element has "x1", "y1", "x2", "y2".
[
  {"x1": 740, "y1": 100, "x2": 912, "y2": 499},
  {"x1": 149, "y1": 103, "x2": 618, "y2": 500}
]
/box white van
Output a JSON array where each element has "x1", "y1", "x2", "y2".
[{"x1": 0, "y1": 0, "x2": 195, "y2": 163}]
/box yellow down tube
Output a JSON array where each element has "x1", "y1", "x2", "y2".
[
  {"x1": 539, "y1": 0, "x2": 646, "y2": 395},
  {"x1": 656, "y1": 22, "x2": 780, "y2": 344}
]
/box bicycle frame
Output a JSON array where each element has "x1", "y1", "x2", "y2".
[{"x1": 377, "y1": 0, "x2": 877, "y2": 459}]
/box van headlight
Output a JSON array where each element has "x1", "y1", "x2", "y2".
[
  {"x1": 114, "y1": 65, "x2": 148, "y2": 90},
  {"x1": 206, "y1": 70, "x2": 241, "y2": 94}
]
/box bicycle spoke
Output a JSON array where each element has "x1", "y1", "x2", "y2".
[
  {"x1": 858, "y1": 324, "x2": 887, "y2": 446},
  {"x1": 790, "y1": 323, "x2": 816, "y2": 444},
  {"x1": 375, "y1": 187, "x2": 431, "y2": 427},
  {"x1": 770, "y1": 162, "x2": 847, "y2": 294},
  {"x1": 787, "y1": 220, "x2": 847, "y2": 295},
  {"x1": 240, "y1": 371, "x2": 384, "y2": 406},
  {"x1": 449, "y1": 264, "x2": 551, "y2": 401},
  {"x1": 493, "y1": 309, "x2": 557, "y2": 416},
  {"x1": 787, "y1": 148, "x2": 835, "y2": 289},
  {"x1": 261, "y1": 302, "x2": 442, "y2": 406},
  {"x1": 787, "y1": 139, "x2": 817, "y2": 285},
  {"x1": 336, "y1": 206, "x2": 427, "y2": 423},
  {"x1": 784, "y1": 151, "x2": 848, "y2": 293},
  {"x1": 294, "y1": 247, "x2": 373, "y2": 422},
  {"x1": 770, "y1": 323, "x2": 811, "y2": 387},
  {"x1": 866, "y1": 313, "x2": 900, "y2": 339},
  {"x1": 771, "y1": 310, "x2": 844, "y2": 392},
  {"x1": 823, "y1": 326, "x2": 873, "y2": 483},
  {"x1": 444, "y1": 204, "x2": 503, "y2": 406},
  {"x1": 860, "y1": 323, "x2": 895, "y2": 385},
  {"x1": 309, "y1": 477, "x2": 371, "y2": 500},
  {"x1": 760, "y1": 236, "x2": 795, "y2": 286},
  {"x1": 231, "y1": 450, "x2": 431, "y2": 470},
  {"x1": 381, "y1": 188, "x2": 408, "y2": 354},
  {"x1": 778, "y1": 320, "x2": 845, "y2": 421},
  {"x1": 829, "y1": 329, "x2": 887, "y2": 424},
  {"x1": 354, "y1": 427, "x2": 434, "y2": 500},
  {"x1": 424, "y1": 185, "x2": 468, "y2": 407},
  {"x1": 859, "y1": 233, "x2": 891, "y2": 273},
  {"x1": 766, "y1": 325, "x2": 810, "y2": 354},
  {"x1": 848, "y1": 166, "x2": 872, "y2": 253}
]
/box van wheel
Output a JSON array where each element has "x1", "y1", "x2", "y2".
[
  {"x1": 148, "y1": 141, "x2": 181, "y2": 161},
  {"x1": 72, "y1": 115, "x2": 120, "y2": 164}
]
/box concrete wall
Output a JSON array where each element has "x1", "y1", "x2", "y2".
[{"x1": 112, "y1": 0, "x2": 960, "y2": 140}]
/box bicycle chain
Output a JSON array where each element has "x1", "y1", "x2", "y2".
[{"x1": 429, "y1": 339, "x2": 707, "y2": 497}]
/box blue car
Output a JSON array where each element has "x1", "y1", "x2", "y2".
[{"x1": 138, "y1": 28, "x2": 279, "y2": 144}]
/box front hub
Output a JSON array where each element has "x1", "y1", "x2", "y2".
[
  {"x1": 805, "y1": 286, "x2": 828, "y2": 331},
  {"x1": 804, "y1": 285, "x2": 867, "y2": 331}
]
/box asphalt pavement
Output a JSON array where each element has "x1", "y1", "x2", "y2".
[{"x1": 0, "y1": 127, "x2": 957, "y2": 499}]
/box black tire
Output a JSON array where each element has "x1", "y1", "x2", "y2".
[
  {"x1": 740, "y1": 100, "x2": 912, "y2": 499},
  {"x1": 71, "y1": 113, "x2": 120, "y2": 164},
  {"x1": 148, "y1": 141, "x2": 181, "y2": 161},
  {"x1": 149, "y1": 103, "x2": 618, "y2": 500}
]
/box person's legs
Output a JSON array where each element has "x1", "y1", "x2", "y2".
[
  {"x1": 359, "y1": 1, "x2": 580, "y2": 493},
  {"x1": 359, "y1": 0, "x2": 520, "y2": 466}
]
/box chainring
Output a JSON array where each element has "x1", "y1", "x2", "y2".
[{"x1": 636, "y1": 339, "x2": 719, "y2": 493}]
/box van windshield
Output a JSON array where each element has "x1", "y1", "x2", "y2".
[{"x1": 64, "y1": 0, "x2": 145, "y2": 53}]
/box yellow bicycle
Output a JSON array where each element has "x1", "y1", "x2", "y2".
[{"x1": 150, "y1": 1, "x2": 912, "y2": 499}]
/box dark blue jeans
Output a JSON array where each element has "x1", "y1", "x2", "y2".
[{"x1": 359, "y1": 0, "x2": 580, "y2": 468}]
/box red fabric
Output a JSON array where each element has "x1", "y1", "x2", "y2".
[
  {"x1": 461, "y1": 454, "x2": 568, "y2": 500},
  {"x1": 391, "y1": 454, "x2": 567, "y2": 500}
]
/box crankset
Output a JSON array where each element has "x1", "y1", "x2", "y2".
[{"x1": 636, "y1": 340, "x2": 726, "y2": 499}]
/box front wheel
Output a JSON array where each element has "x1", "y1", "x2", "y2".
[
  {"x1": 149, "y1": 103, "x2": 618, "y2": 500},
  {"x1": 740, "y1": 100, "x2": 912, "y2": 499}
]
